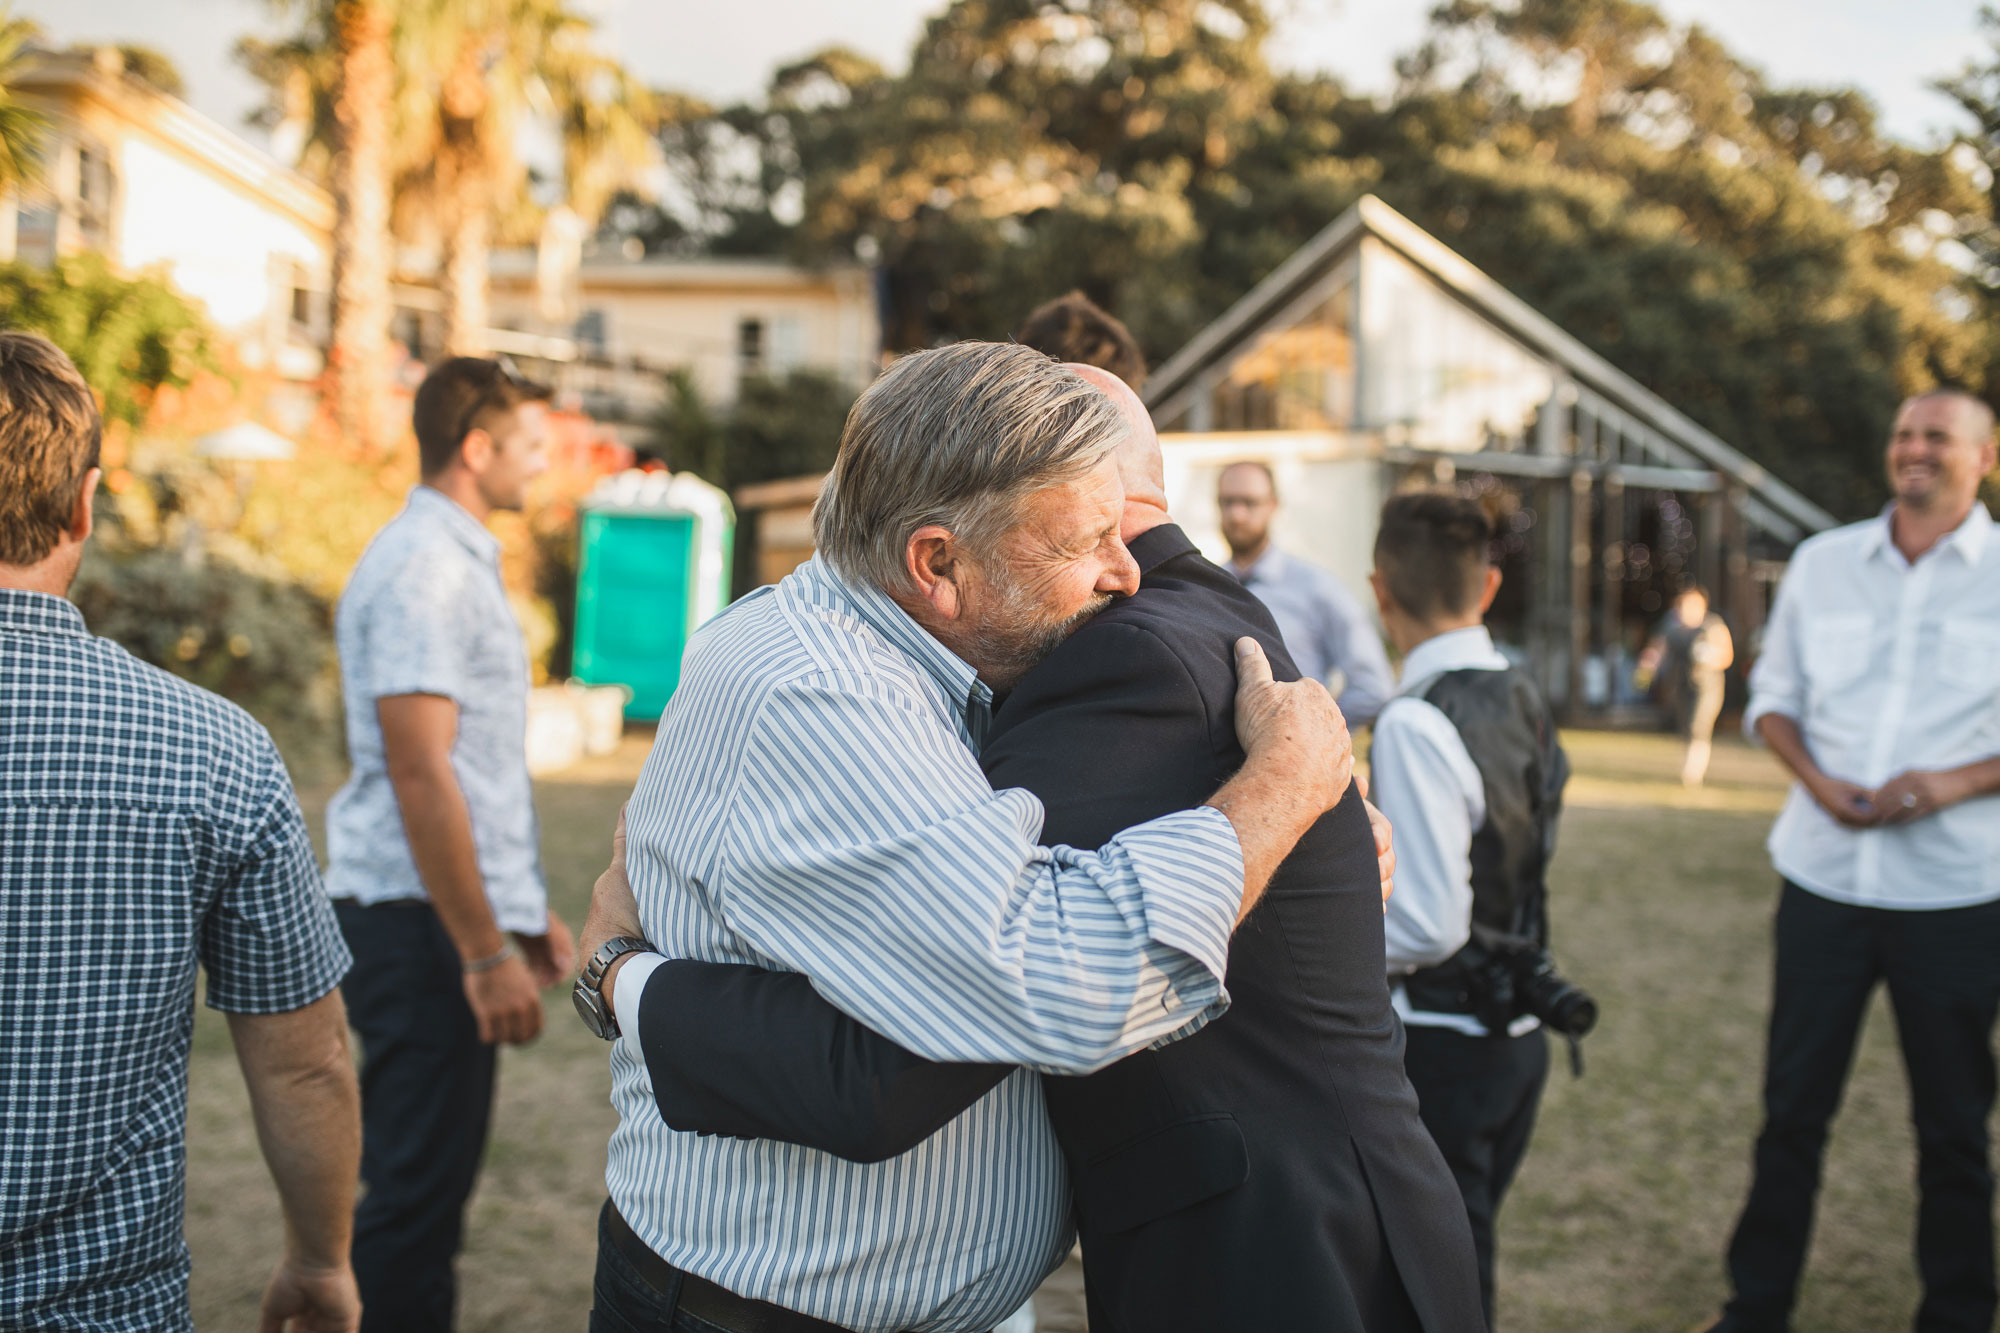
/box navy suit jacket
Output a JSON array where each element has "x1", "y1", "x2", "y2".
[{"x1": 637, "y1": 524, "x2": 1484, "y2": 1332}]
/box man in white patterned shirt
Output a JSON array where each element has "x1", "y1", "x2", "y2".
[
  {"x1": 0, "y1": 332, "x2": 359, "y2": 1331},
  {"x1": 327, "y1": 357, "x2": 574, "y2": 1332},
  {"x1": 569, "y1": 343, "x2": 1356, "y2": 1333},
  {"x1": 1702, "y1": 389, "x2": 2000, "y2": 1333}
]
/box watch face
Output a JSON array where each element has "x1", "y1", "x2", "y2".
[{"x1": 572, "y1": 978, "x2": 613, "y2": 1040}]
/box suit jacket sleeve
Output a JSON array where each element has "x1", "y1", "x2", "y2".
[
  {"x1": 637, "y1": 618, "x2": 1219, "y2": 1158},
  {"x1": 638, "y1": 958, "x2": 1010, "y2": 1164}
]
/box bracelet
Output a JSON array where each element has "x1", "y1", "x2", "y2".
[{"x1": 463, "y1": 943, "x2": 516, "y2": 974}]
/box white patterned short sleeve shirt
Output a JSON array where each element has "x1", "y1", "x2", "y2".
[{"x1": 325, "y1": 486, "x2": 546, "y2": 930}]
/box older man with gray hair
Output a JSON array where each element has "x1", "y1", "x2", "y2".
[{"x1": 567, "y1": 342, "x2": 1352, "y2": 1333}]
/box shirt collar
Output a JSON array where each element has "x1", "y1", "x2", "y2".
[
  {"x1": 1127, "y1": 521, "x2": 1197, "y2": 576},
  {"x1": 0, "y1": 587, "x2": 87, "y2": 637},
  {"x1": 1863, "y1": 502, "x2": 1993, "y2": 566},
  {"x1": 1394, "y1": 624, "x2": 1503, "y2": 697},
  {"x1": 1233, "y1": 543, "x2": 1288, "y2": 585},
  {"x1": 799, "y1": 557, "x2": 994, "y2": 728},
  {"x1": 409, "y1": 485, "x2": 502, "y2": 565}
]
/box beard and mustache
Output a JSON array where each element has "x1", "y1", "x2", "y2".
[{"x1": 960, "y1": 565, "x2": 1116, "y2": 692}]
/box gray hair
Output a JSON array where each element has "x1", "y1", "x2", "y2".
[{"x1": 813, "y1": 342, "x2": 1129, "y2": 592}]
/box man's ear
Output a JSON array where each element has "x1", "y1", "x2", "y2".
[
  {"x1": 1368, "y1": 568, "x2": 1395, "y2": 620},
  {"x1": 459, "y1": 428, "x2": 495, "y2": 476},
  {"x1": 1476, "y1": 565, "x2": 1502, "y2": 615},
  {"x1": 903, "y1": 525, "x2": 968, "y2": 623},
  {"x1": 69, "y1": 466, "x2": 100, "y2": 544}
]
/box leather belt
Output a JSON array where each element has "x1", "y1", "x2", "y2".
[{"x1": 604, "y1": 1201, "x2": 861, "y2": 1333}]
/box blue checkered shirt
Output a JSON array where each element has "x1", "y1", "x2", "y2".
[{"x1": 0, "y1": 588, "x2": 351, "y2": 1330}]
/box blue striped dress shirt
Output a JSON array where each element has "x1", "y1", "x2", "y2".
[{"x1": 606, "y1": 556, "x2": 1245, "y2": 1333}]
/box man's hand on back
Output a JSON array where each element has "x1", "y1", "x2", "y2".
[
  {"x1": 1229, "y1": 637, "x2": 1354, "y2": 808},
  {"x1": 1364, "y1": 796, "x2": 1395, "y2": 908},
  {"x1": 1206, "y1": 638, "x2": 1355, "y2": 921}
]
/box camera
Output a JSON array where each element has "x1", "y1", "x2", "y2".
[{"x1": 1470, "y1": 947, "x2": 1598, "y2": 1040}]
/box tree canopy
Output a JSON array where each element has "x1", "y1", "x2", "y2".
[{"x1": 639, "y1": 0, "x2": 1992, "y2": 519}]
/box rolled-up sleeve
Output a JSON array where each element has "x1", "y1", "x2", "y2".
[
  {"x1": 1744, "y1": 562, "x2": 1806, "y2": 739},
  {"x1": 711, "y1": 671, "x2": 1242, "y2": 1075}
]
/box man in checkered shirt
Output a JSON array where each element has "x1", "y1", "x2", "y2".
[{"x1": 0, "y1": 333, "x2": 360, "y2": 1331}]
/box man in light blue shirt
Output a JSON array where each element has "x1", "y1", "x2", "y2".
[
  {"x1": 571, "y1": 343, "x2": 1354, "y2": 1333},
  {"x1": 328, "y1": 356, "x2": 575, "y2": 1331},
  {"x1": 1218, "y1": 460, "x2": 1395, "y2": 726}
]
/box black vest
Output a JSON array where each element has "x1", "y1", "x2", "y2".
[{"x1": 1402, "y1": 665, "x2": 1569, "y2": 1019}]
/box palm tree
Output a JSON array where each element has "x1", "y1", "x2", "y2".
[
  {"x1": 417, "y1": 0, "x2": 655, "y2": 355},
  {"x1": 243, "y1": 0, "x2": 654, "y2": 366},
  {"x1": 0, "y1": 9, "x2": 47, "y2": 266},
  {"x1": 325, "y1": 0, "x2": 395, "y2": 450}
]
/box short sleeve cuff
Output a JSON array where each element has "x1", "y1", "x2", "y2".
[{"x1": 1110, "y1": 804, "x2": 1243, "y2": 988}]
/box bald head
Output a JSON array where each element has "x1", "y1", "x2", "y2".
[{"x1": 1064, "y1": 363, "x2": 1168, "y2": 539}]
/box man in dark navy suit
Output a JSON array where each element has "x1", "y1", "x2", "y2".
[{"x1": 583, "y1": 367, "x2": 1484, "y2": 1332}]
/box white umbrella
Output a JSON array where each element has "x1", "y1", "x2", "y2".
[{"x1": 193, "y1": 422, "x2": 296, "y2": 462}]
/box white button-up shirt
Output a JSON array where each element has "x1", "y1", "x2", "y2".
[
  {"x1": 1746, "y1": 503, "x2": 2000, "y2": 910},
  {"x1": 1370, "y1": 624, "x2": 1539, "y2": 1036}
]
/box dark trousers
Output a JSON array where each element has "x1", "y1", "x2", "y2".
[
  {"x1": 1721, "y1": 881, "x2": 2000, "y2": 1333},
  {"x1": 590, "y1": 1204, "x2": 739, "y2": 1333},
  {"x1": 336, "y1": 900, "x2": 498, "y2": 1333},
  {"x1": 1403, "y1": 1022, "x2": 1549, "y2": 1327}
]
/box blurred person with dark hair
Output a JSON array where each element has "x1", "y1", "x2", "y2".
[
  {"x1": 1368, "y1": 490, "x2": 1581, "y2": 1327},
  {"x1": 1218, "y1": 459, "x2": 1396, "y2": 727},
  {"x1": 0, "y1": 332, "x2": 361, "y2": 1331},
  {"x1": 1015, "y1": 290, "x2": 1148, "y2": 388},
  {"x1": 325, "y1": 356, "x2": 575, "y2": 1332},
  {"x1": 1635, "y1": 585, "x2": 1734, "y2": 787},
  {"x1": 1700, "y1": 389, "x2": 2000, "y2": 1333}
]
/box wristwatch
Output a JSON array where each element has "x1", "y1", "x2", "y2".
[{"x1": 572, "y1": 936, "x2": 654, "y2": 1041}]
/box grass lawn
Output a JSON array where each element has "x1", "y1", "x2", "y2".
[{"x1": 184, "y1": 730, "x2": 1960, "y2": 1330}]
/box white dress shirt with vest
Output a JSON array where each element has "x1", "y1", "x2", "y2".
[
  {"x1": 1746, "y1": 503, "x2": 2000, "y2": 909},
  {"x1": 1371, "y1": 624, "x2": 1540, "y2": 1037}
]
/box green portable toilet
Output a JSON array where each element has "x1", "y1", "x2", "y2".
[{"x1": 571, "y1": 470, "x2": 734, "y2": 720}]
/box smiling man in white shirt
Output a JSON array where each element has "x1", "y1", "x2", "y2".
[{"x1": 1703, "y1": 389, "x2": 2000, "y2": 1333}]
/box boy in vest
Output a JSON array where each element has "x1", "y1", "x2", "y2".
[{"x1": 1367, "y1": 491, "x2": 1587, "y2": 1326}]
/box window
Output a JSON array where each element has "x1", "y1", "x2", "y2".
[
  {"x1": 738, "y1": 318, "x2": 765, "y2": 375},
  {"x1": 1207, "y1": 278, "x2": 1356, "y2": 432}
]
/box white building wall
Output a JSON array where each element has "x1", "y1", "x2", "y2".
[
  {"x1": 113, "y1": 137, "x2": 325, "y2": 350},
  {"x1": 1160, "y1": 431, "x2": 1387, "y2": 629}
]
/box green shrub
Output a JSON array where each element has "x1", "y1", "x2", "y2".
[
  {"x1": 69, "y1": 544, "x2": 343, "y2": 783},
  {"x1": 0, "y1": 253, "x2": 225, "y2": 426}
]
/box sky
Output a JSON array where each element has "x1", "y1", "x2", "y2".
[{"x1": 35, "y1": 0, "x2": 1997, "y2": 155}]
